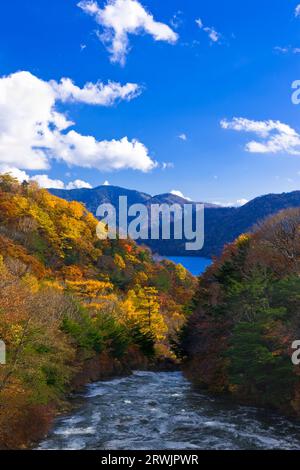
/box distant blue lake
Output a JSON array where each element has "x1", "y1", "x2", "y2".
[{"x1": 165, "y1": 257, "x2": 212, "y2": 276}]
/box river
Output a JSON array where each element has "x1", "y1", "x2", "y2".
[{"x1": 38, "y1": 371, "x2": 300, "y2": 450}]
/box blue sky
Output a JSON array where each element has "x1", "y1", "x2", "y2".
[{"x1": 1, "y1": 0, "x2": 300, "y2": 205}]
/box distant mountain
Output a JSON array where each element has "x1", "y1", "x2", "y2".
[
  {"x1": 150, "y1": 192, "x2": 218, "y2": 208},
  {"x1": 50, "y1": 186, "x2": 151, "y2": 214},
  {"x1": 50, "y1": 186, "x2": 300, "y2": 258},
  {"x1": 201, "y1": 190, "x2": 300, "y2": 256},
  {"x1": 50, "y1": 185, "x2": 218, "y2": 210}
]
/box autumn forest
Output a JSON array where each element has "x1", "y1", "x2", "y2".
[
  {"x1": 2, "y1": 172, "x2": 300, "y2": 449},
  {"x1": 0, "y1": 175, "x2": 196, "y2": 448}
]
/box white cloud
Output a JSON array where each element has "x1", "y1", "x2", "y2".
[
  {"x1": 195, "y1": 18, "x2": 203, "y2": 28},
  {"x1": 170, "y1": 10, "x2": 183, "y2": 30},
  {"x1": 274, "y1": 45, "x2": 300, "y2": 55},
  {"x1": 55, "y1": 131, "x2": 156, "y2": 172},
  {"x1": 296, "y1": 4, "x2": 300, "y2": 17},
  {"x1": 204, "y1": 26, "x2": 220, "y2": 43},
  {"x1": 31, "y1": 174, "x2": 65, "y2": 189},
  {"x1": 102, "y1": 180, "x2": 110, "y2": 186},
  {"x1": 178, "y1": 133, "x2": 187, "y2": 141},
  {"x1": 0, "y1": 71, "x2": 58, "y2": 171},
  {"x1": 66, "y1": 179, "x2": 92, "y2": 190},
  {"x1": 170, "y1": 190, "x2": 192, "y2": 201},
  {"x1": 221, "y1": 117, "x2": 300, "y2": 155},
  {"x1": 0, "y1": 165, "x2": 92, "y2": 190},
  {"x1": 31, "y1": 175, "x2": 93, "y2": 190},
  {"x1": 0, "y1": 71, "x2": 156, "y2": 173},
  {"x1": 51, "y1": 77, "x2": 142, "y2": 105},
  {"x1": 162, "y1": 162, "x2": 174, "y2": 170},
  {"x1": 196, "y1": 18, "x2": 221, "y2": 43},
  {"x1": 274, "y1": 46, "x2": 289, "y2": 54},
  {"x1": 78, "y1": 0, "x2": 178, "y2": 65},
  {"x1": 0, "y1": 166, "x2": 30, "y2": 182},
  {"x1": 236, "y1": 198, "x2": 249, "y2": 206},
  {"x1": 212, "y1": 199, "x2": 249, "y2": 208}
]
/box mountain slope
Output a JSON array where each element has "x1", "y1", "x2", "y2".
[
  {"x1": 0, "y1": 175, "x2": 196, "y2": 448},
  {"x1": 50, "y1": 186, "x2": 152, "y2": 215}
]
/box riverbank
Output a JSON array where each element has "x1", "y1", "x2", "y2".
[
  {"x1": 5, "y1": 348, "x2": 179, "y2": 450},
  {"x1": 37, "y1": 371, "x2": 300, "y2": 450},
  {"x1": 182, "y1": 362, "x2": 298, "y2": 419},
  {"x1": 24, "y1": 358, "x2": 300, "y2": 450},
  {"x1": 0, "y1": 347, "x2": 148, "y2": 450}
]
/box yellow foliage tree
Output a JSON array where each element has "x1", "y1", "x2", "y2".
[
  {"x1": 66, "y1": 280, "x2": 114, "y2": 306},
  {"x1": 123, "y1": 287, "x2": 167, "y2": 342},
  {"x1": 114, "y1": 253, "x2": 126, "y2": 270}
]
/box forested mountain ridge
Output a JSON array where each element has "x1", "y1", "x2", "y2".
[
  {"x1": 0, "y1": 175, "x2": 196, "y2": 449},
  {"x1": 181, "y1": 207, "x2": 300, "y2": 417},
  {"x1": 50, "y1": 185, "x2": 219, "y2": 211},
  {"x1": 50, "y1": 186, "x2": 300, "y2": 257}
]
